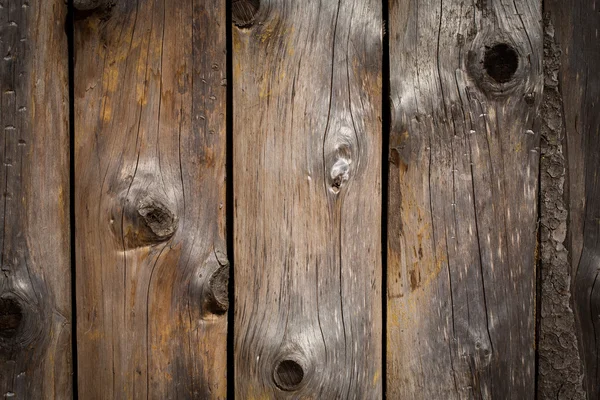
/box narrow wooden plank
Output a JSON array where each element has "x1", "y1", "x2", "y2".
[
  {"x1": 544, "y1": 0, "x2": 600, "y2": 397},
  {"x1": 0, "y1": 0, "x2": 72, "y2": 398},
  {"x1": 536, "y1": 12, "x2": 585, "y2": 399},
  {"x1": 232, "y1": 0, "x2": 382, "y2": 398},
  {"x1": 73, "y1": 0, "x2": 228, "y2": 398},
  {"x1": 387, "y1": 0, "x2": 542, "y2": 397}
]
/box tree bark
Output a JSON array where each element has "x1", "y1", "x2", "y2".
[
  {"x1": 74, "y1": 0, "x2": 228, "y2": 398},
  {"x1": 544, "y1": 0, "x2": 600, "y2": 397},
  {"x1": 0, "y1": 0, "x2": 72, "y2": 398},
  {"x1": 387, "y1": 0, "x2": 543, "y2": 397},
  {"x1": 232, "y1": 0, "x2": 383, "y2": 397}
]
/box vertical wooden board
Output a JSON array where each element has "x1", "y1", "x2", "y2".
[
  {"x1": 74, "y1": 0, "x2": 228, "y2": 398},
  {"x1": 544, "y1": 0, "x2": 600, "y2": 397},
  {"x1": 232, "y1": 0, "x2": 382, "y2": 398},
  {"x1": 0, "y1": 0, "x2": 72, "y2": 398},
  {"x1": 387, "y1": 0, "x2": 542, "y2": 398},
  {"x1": 536, "y1": 12, "x2": 585, "y2": 399}
]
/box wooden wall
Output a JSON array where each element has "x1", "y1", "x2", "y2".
[{"x1": 0, "y1": 0, "x2": 597, "y2": 398}]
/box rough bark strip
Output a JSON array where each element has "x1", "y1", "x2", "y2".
[
  {"x1": 387, "y1": 0, "x2": 543, "y2": 398},
  {"x1": 232, "y1": 0, "x2": 382, "y2": 398},
  {"x1": 74, "y1": 0, "x2": 228, "y2": 397},
  {"x1": 0, "y1": 0, "x2": 72, "y2": 398},
  {"x1": 536, "y1": 14, "x2": 585, "y2": 400},
  {"x1": 544, "y1": 0, "x2": 600, "y2": 397}
]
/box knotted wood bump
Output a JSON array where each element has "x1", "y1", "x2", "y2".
[
  {"x1": 232, "y1": 0, "x2": 259, "y2": 28},
  {"x1": 206, "y1": 251, "x2": 230, "y2": 315},
  {"x1": 119, "y1": 192, "x2": 178, "y2": 248},
  {"x1": 273, "y1": 358, "x2": 305, "y2": 391},
  {"x1": 329, "y1": 157, "x2": 351, "y2": 194}
]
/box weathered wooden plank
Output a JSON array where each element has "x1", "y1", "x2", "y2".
[
  {"x1": 0, "y1": 0, "x2": 72, "y2": 398},
  {"x1": 543, "y1": 0, "x2": 600, "y2": 397},
  {"x1": 74, "y1": 0, "x2": 228, "y2": 398},
  {"x1": 232, "y1": 0, "x2": 382, "y2": 398},
  {"x1": 387, "y1": 0, "x2": 542, "y2": 397},
  {"x1": 536, "y1": 12, "x2": 585, "y2": 399}
]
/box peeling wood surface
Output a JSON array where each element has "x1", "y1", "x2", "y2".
[
  {"x1": 545, "y1": 0, "x2": 600, "y2": 397},
  {"x1": 74, "y1": 0, "x2": 228, "y2": 398},
  {"x1": 232, "y1": 0, "x2": 383, "y2": 397},
  {"x1": 0, "y1": 0, "x2": 72, "y2": 398},
  {"x1": 387, "y1": 0, "x2": 543, "y2": 397},
  {"x1": 536, "y1": 14, "x2": 585, "y2": 400}
]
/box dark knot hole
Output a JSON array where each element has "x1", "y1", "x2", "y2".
[
  {"x1": 483, "y1": 43, "x2": 519, "y2": 83},
  {"x1": 273, "y1": 359, "x2": 305, "y2": 391},
  {"x1": 232, "y1": 0, "x2": 260, "y2": 28},
  {"x1": 0, "y1": 298, "x2": 23, "y2": 339}
]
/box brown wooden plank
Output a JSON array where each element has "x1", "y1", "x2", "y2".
[
  {"x1": 543, "y1": 0, "x2": 600, "y2": 397},
  {"x1": 387, "y1": 0, "x2": 543, "y2": 397},
  {"x1": 73, "y1": 0, "x2": 228, "y2": 398},
  {"x1": 232, "y1": 0, "x2": 382, "y2": 398},
  {"x1": 0, "y1": 0, "x2": 72, "y2": 398}
]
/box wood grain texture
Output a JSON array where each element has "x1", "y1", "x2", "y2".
[
  {"x1": 387, "y1": 0, "x2": 542, "y2": 398},
  {"x1": 536, "y1": 13, "x2": 585, "y2": 399},
  {"x1": 544, "y1": 0, "x2": 600, "y2": 397},
  {"x1": 232, "y1": 0, "x2": 382, "y2": 398},
  {"x1": 0, "y1": 0, "x2": 72, "y2": 398},
  {"x1": 74, "y1": 0, "x2": 228, "y2": 398}
]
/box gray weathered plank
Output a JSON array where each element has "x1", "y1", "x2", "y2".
[
  {"x1": 544, "y1": 0, "x2": 600, "y2": 397},
  {"x1": 387, "y1": 0, "x2": 543, "y2": 397},
  {"x1": 74, "y1": 0, "x2": 228, "y2": 397},
  {"x1": 0, "y1": 0, "x2": 72, "y2": 398},
  {"x1": 232, "y1": 0, "x2": 382, "y2": 397}
]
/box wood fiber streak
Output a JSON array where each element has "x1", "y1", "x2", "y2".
[
  {"x1": 387, "y1": 0, "x2": 542, "y2": 398},
  {"x1": 0, "y1": 0, "x2": 72, "y2": 398},
  {"x1": 233, "y1": 0, "x2": 382, "y2": 398},
  {"x1": 544, "y1": 0, "x2": 600, "y2": 397},
  {"x1": 74, "y1": 0, "x2": 228, "y2": 398}
]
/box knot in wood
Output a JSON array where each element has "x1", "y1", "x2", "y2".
[
  {"x1": 0, "y1": 293, "x2": 45, "y2": 349},
  {"x1": 0, "y1": 298, "x2": 22, "y2": 339},
  {"x1": 329, "y1": 157, "x2": 351, "y2": 194},
  {"x1": 483, "y1": 44, "x2": 519, "y2": 83},
  {"x1": 137, "y1": 198, "x2": 178, "y2": 241},
  {"x1": 206, "y1": 251, "x2": 230, "y2": 315},
  {"x1": 467, "y1": 33, "x2": 530, "y2": 98},
  {"x1": 232, "y1": 0, "x2": 260, "y2": 28},
  {"x1": 117, "y1": 190, "x2": 178, "y2": 248},
  {"x1": 273, "y1": 358, "x2": 305, "y2": 391}
]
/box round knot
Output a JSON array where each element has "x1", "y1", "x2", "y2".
[
  {"x1": 273, "y1": 358, "x2": 305, "y2": 391},
  {"x1": 483, "y1": 43, "x2": 519, "y2": 83}
]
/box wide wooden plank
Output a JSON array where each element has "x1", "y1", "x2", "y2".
[
  {"x1": 232, "y1": 0, "x2": 382, "y2": 398},
  {"x1": 0, "y1": 0, "x2": 72, "y2": 398},
  {"x1": 387, "y1": 0, "x2": 542, "y2": 397},
  {"x1": 74, "y1": 0, "x2": 228, "y2": 398},
  {"x1": 544, "y1": 0, "x2": 600, "y2": 397}
]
